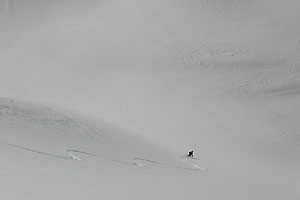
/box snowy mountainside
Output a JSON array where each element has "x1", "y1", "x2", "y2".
[
  {"x1": 0, "y1": 96, "x2": 175, "y2": 163},
  {"x1": 0, "y1": 97, "x2": 210, "y2": 200},
  {"x1": 1, "y1": 0, "x2": 300, "y2": 199}
]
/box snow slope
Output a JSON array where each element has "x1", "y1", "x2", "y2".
[
  {"x1": 1, "y1": 0, "x2": 300, "y2": 199},
  {"x1": 0, "y1": 97, "x2": 207, "y2": 200}
]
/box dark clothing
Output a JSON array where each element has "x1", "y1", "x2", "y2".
[{"x1": 187, "y1": 151, "x2": 194, "y2": 157}]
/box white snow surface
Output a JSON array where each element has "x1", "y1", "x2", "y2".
[{"x1": 0, "y1": 0, "x2": 300, "y2": 199}]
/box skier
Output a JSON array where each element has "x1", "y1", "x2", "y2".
[{"x1": 187, "y1": 150, "x2": 194, "y2": 157}]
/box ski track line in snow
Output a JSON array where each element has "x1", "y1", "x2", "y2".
[
  {"x1": 1, "y1": 141, "x2": 147, "y2": 166},
  {"x1": 1, "y1": 142, "x2": 207, "y2": 172},
  {"x1": 177, "y1": 155, "x2": 208, "y2": 171},
  {"x1": 133, "y1": 157, "x2": 206, "y2": 171},
  {"x1": 1, "y1": 142, "x2": 96, "y2": 161},
  {"x1": 133, "y1": 158, "x2": 160, "y2": 164}
]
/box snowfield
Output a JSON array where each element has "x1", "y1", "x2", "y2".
[{"x1": 0, "y1": 0, "x2": 300, "y2": 199}]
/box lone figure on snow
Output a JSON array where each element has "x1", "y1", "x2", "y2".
[{"x1": 187, "y1": 150, "x2": 194, "y2": 157}]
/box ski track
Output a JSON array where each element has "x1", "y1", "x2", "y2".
[
  {"x1": 1, "y1": 142, "x2": 207, "y2": 172},
  {"x1": 1, "y1": 142, "x2": 95, "y2": 160},
  {"x1": 133, "y1": 158, "x2": 160, "y2": 164},
  {"x1": 177, "y1": 155, "x2": 208, "y2": 171}
]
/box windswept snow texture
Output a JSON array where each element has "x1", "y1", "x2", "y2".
[{"x1": 1, "y1": 0, "x2": 300, "y2": 199}]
